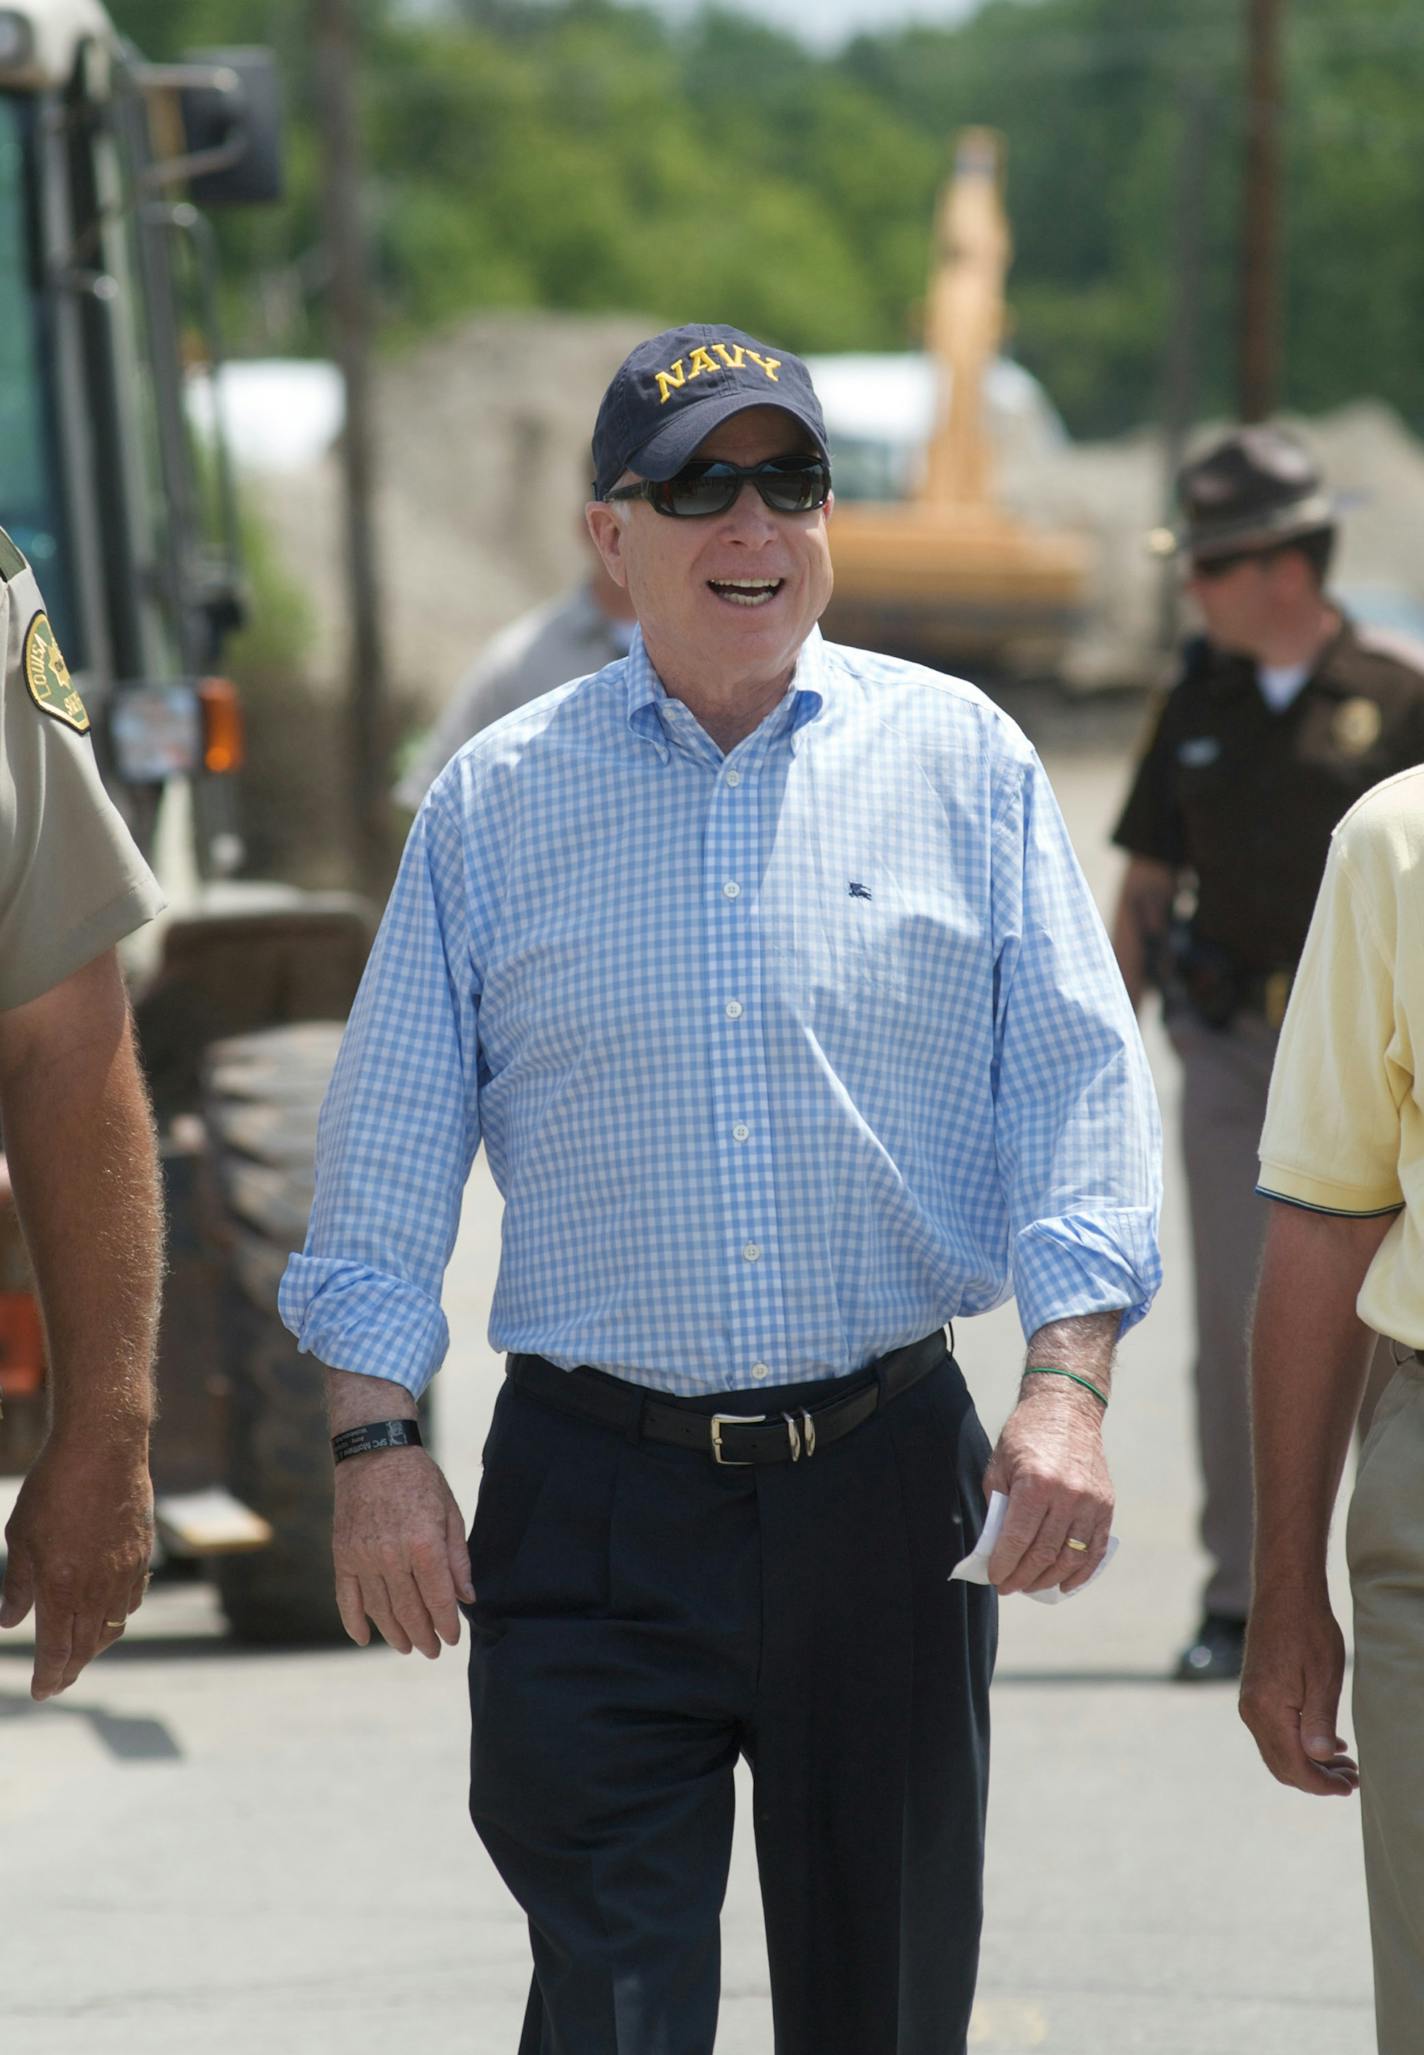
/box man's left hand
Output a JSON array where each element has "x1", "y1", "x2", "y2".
[
  {"x1": 981, "y1": 1381, "x2": 1113, "y2": 1596},
  {"x1": 1239, "y1": 1590, "x2": 1359, "y2": 1797}
]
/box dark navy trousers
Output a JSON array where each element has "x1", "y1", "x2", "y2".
[{"x1": 466, "y1": 1342, "x2": 997, "y2": 2055}]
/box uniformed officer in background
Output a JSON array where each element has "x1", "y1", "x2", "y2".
[
  {"x1": 0, "y1": 527, "x2": 166, "y2": 1701},
  {"x1": 1110, "y1": 427, "x2": 1424, "y2": 1682}
]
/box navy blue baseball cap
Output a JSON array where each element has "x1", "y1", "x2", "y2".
[{"x1": 591, "y1": 323, "x2": 830, "y2": 500}]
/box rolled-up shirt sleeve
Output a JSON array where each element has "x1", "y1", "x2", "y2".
[
  {"x1": 279, "y1": 781, "x2": 482, "y2": 1395},
  {"x1": 991, "y1": 751, "x2": 1163, "y2": 1339}
]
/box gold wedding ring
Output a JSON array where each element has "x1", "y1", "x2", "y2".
[
  {"x1": 1065, "y1": 1538, "x2": 1089, "y2": 1553},
  {"x1": 104, "y1": 1618, "x2": 127, "y2": 1628}
]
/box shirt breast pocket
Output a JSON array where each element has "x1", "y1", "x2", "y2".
[
  {"x1": 1175, "y1": 749, "x2": 1240, "y2": 843},
  {"x1": 768, "y1": 866, "x2": 967, "y2": 1037}
]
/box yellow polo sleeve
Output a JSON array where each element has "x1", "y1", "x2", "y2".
[{"x1": 1258, "y1": 766, "x2": 1424, "y2": 1345}]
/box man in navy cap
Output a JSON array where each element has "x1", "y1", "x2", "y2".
[{"x1": 283, "y1": 324, "x2": 1162, "y2": 2054}]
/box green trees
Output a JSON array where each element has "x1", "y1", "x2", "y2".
[{"x1": 110, "y1": 0, "x2": 1424, "y2": 436}]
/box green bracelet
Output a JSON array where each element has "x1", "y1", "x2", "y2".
[{"x1": 1023, "y1": 1365, "x2": 1109, "y2": 1408}]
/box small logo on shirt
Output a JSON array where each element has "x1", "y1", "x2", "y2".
[
  {"x1": 848, "y1": 881, "x2": 872, "y2": 900},
  {"x1": 1176, "y1": 736, "x2": 1220, "y2": 768}
]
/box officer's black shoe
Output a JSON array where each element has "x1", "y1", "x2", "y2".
[{"x1": 1173, "y1": 1613, "x2": 1247, "y2": 1682}]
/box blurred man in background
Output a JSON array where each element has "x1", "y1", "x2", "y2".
[
  {"x1": 394, "y1": 539, "x2": 636, "y2": 810},
  {"x1": 1243, "y1": 762, "x2": 1424, "y2": 2051},
  {"x1": 1109, "y1": 426, "x2": 1424, "y2": 1683},
  {"x1": 0, "y1": 528, "x2": 165, "y2": 1701}
]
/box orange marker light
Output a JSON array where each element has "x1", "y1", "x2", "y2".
[
  {"x1": 0, "y1": 1290, "x2": 45, "y2": 1398},
  {"x1": 198, "y1": 677, "x2": 245, "y2": 774}
]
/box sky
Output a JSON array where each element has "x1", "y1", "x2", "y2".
[
  {"x1": 399, "y1": 1, "x2": 991, "y2": 54},
  {"x1": 643, "y1": 0, "x2": 986, "y2": 51}
]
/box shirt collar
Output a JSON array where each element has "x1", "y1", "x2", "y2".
[
  {"x1": 1305, "y1": 610, "x2": 1367, "y2": 699},
  {"x1": 1205, "y1": 606, "x2": 1357, "y2": 704},
  {"x1": 623, "y1": 623, "x2": 830, "y2": 763}
]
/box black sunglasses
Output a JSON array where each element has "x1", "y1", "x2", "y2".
[
  {"x1": 1190, "y1": 548, "x2": 1271, "y2": 581},
  {"x1": 604, "y1": 454, "x2": 832, "y2": 519}
]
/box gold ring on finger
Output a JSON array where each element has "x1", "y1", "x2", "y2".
[
  {"x1": 1065, "y1": 1538, "x2": 1089, "y2": 1553},
  {"x1": 104, "y1": 1618, "x2": 127, "y2": 1628}
]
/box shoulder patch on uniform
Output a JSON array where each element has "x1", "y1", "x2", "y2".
[
  {"x1": 0, "y1": 527, "x2": 26, "y2": 583},
  {"x1": 22, "y1": 611, "x2": 90, "y2": 733}
]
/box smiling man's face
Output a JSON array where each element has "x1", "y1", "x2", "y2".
[{"x1": 586, "y1": 405, "x2": 834, "y2": 704}]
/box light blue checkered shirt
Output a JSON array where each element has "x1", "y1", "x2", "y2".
[{"x1": 280, "y1": 627, "x2": 1161, "y2": 1398}]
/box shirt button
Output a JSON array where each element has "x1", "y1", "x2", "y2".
[
  {"x1": 724, "y1": 999, "x2": 743, "y2": 1020},
  {"x1": 732, "y1": 1123, "x2": 750, "y2": 1143},
  {"x1": 725, "y1": 769, "x2": 742, "y2": 788},
  {"x1": 723, "y1": 880, "x2": 741, "y2": 900},
  {"x1": 751, "y1": 1361, "x2": 770, "y2": 1380},
  {"x1": 742, "y1": 1242, "x2": 761, "y2": 1263}
]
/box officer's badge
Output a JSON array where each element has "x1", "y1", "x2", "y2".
[
  {"x1": 22, "y1": 611, "x2": 89, "y2": 733},
  {"x1": 1332, "y1": 697, "x2": 1381, "y2": 757}
]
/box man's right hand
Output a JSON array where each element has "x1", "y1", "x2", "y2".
[
  {"x1": 332, "y1": 1446, "x2": 474, "y2": 1657},
  {"x1": 0, "y1": 1437, "x2": 153, "y2": 1700},
  {"x1": 1239, "y1": 1590, "x2": 1360, "y2": 1797}
]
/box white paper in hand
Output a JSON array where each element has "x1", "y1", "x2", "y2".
[{"x1": 949, "y1": 1490, "x2": 1119, "y2": 1605}]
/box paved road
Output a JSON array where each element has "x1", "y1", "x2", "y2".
[{"x1": 0, "y1": 716, "x2": 1376, "y2": 2053}]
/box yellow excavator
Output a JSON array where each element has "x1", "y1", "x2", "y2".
[{"x1": 821, "y1": 129, "x2": 1091, "y2": 677}]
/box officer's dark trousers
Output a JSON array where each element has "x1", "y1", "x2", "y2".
[{"x1": 465, "y1": 1341, "x2": 998, "y2": 2055}]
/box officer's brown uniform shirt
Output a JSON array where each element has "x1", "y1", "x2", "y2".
[
  {"x1": 1113, "y1": 615, "x2": 1424, "y2": 979},
  {"x1": 0, "y1": 528, "x2": 163, "y2": 1009}
]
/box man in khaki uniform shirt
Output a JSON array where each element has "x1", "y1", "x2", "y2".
[
  {"x1": 0, "y1": 527, "x2": 167, "y2": 1700},
  {"x1": 1242, "y1": 763, "x2": 1424, "y2": 2051}
]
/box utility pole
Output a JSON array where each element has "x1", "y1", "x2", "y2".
[
  {"x1": 1239, "y1": 0, "x2": 1284, "y2": 422},
  {"x1": 1158, "y1": 75, "x2": 1214, "y2": 648},
  {"x1": 312, "y1": 0, "x2": 390, "y2": 895}
]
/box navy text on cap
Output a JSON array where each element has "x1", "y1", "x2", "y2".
[{"x1": 591, "y1": 323, "x2": 829, "y2": 502}]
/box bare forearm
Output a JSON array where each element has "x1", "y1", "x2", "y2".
[
  {"x1": 2, "y1": 1010, "x2": 160, "y2": 1445},
  {"x1": 1250, "y1": 1201, "x2": 1393, "y2": 1596},
  {"x1": 325, "y1": 1365, "x2": 419, "y2": 1434},
  {"x1": 1021, "y1": 1311, "x2": 1118, "y2": 1408},
  {"x1": 1110, "y1": 858, "x2": 1174, "y2": 1012}
]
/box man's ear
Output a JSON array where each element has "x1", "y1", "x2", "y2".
[{"x1": 585, "y1": 502, "x2": 630, "y2": 590}]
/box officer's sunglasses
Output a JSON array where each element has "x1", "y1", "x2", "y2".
[
  {"x1": 604, "y1": 454, "x2": 832, "y2": 519},
  {"x1": 1189, "y1": 548, "x2": 1270, "y2": 581}
]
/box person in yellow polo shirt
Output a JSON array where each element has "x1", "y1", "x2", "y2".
[{"x1": 1242, "y1": 762, "x2": 1424, "y2": 2051}]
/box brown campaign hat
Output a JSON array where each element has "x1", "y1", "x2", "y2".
[{"x1": 1146, "y1": 426, "x2": 1338, "y2": 561}]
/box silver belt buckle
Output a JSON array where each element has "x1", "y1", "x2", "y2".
[{"x1": 710, "y1": 1412, "x2": 766, "y2": 1466}]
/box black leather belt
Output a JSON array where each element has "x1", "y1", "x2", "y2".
[{"x1": 505, "y1": 1331, "x2": 947, "y2": 1467}]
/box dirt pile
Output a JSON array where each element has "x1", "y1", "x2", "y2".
[{"x1": 245, "y1": 311, "x2": 654, "y2": 711}]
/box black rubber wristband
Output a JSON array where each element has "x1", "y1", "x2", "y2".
[{"x1": 331, "y1": 1419, "x2": 424, "y2": 1464}]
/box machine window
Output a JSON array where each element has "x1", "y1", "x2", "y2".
[{"x1": 0, "y1": 93, "x2": 81, "y2": 661}]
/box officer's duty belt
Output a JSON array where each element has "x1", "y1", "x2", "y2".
[
  {"x1": 505, "y1": 1331, "x2": 946, "y2": 1466},
  {"x1": 1239, "y1": 967, "x2": 1294, "y2": 1030}
]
